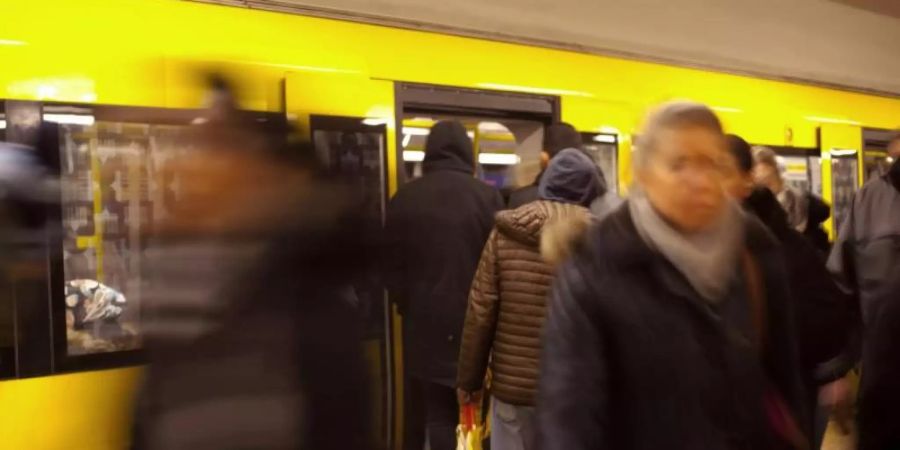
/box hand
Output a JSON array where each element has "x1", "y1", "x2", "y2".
[
  {"x1": 456, "y1": 388, "x2": 483, "y2": 405},
  {"x1": 819, "y1": 378, "x2": 854, "y2": 434}
]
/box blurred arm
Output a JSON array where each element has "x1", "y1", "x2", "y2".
[
  {"x1": 456, "y1": 229, "x2": 501, "y2": 393},
  {"x1": 824, "y1": 197, "x2": 863, "y2": 377}
]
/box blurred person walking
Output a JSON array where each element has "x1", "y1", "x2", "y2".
[
  {"x1": 456, "y1": 148, "x2": 600, "y2": 450},
  {"x1": 537, "y1": 102, "x2": 807, "y2": 450},
  {"x1": 728, "y1": 134, "x2": 855, "y2": 448},
  {"x1": 751, "y1": 145, "x2": 832, "y2": 257},
  {"x1": 133, "y1": 79, "x2": 371, "y2": 450},
  {"x1": 828, "y1": 131, "x2": 900, "y2": 450},
  {"x1": 384, "y1": 121, "x2": 503, "y2": 450}
]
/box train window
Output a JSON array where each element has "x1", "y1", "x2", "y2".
[
  {"x1": 399, "y1": 115, "x2": 545, "y2": 198},
  {"x1": 310, "y1": 115, "x2": 388, "y2": 338},
  {"x1": 581, "y1": 133, "x2": 619, "y2": 194},
  {"x1": 831, "y1": 149, "x2": 859, "y2": 236},
  {"x1": 55, "y1": 116, "x2": 188, "y2": 357}
]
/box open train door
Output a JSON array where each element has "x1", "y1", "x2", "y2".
[
  {"x1": 818, "y1": 123, "x2": 864, "y2": 240},
  {"x1": 284, "y1": 71, "x2": 398, "y2": 450}
]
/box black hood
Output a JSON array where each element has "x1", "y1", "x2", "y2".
[{"x1": 422, "y1": 121, "x2": 474, "y2": 174}]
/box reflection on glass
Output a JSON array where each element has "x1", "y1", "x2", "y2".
[
  {"x1": 59, "y1": 121, "x2": 186, "y2": 355},
  {"x1": 582, "y1": 135, "x2": 618, "y2": 194},
  {"x1": 831, "y1": 155, "x2": 859, "y2": 236},
  {"x1": 313, "y1": 126, "x2": 385, "y2": 336},
  {"x1": 780, "y1": 156, "x2": 811, "y2": 193}
]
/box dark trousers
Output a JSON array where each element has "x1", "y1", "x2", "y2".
[{"x1": 403, "y1": 376, "x2": 457, "y2": 450}]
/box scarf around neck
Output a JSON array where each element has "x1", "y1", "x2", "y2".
[{"x1": 628, "y1": 189, "x2": 745, "y2": 303}]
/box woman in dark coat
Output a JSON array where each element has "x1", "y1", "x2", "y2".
[
  {"x1": 537, "y1": 101, "x2": 807, "y2": 450},
  {"x1": 727, "y1": 133, "x2": 855, "y2": 448}
]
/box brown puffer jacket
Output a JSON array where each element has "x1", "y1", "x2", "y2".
[{"x1": 456, "y1": 200, "x2": 591, "y2": 406}]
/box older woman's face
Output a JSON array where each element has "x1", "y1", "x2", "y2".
[{"x1": 638, "y1": 126, "x2": 729, "y2": 232}]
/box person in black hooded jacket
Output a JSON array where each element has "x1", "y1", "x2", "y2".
[{"x1": 384, "y1": 120, "x2": 503, "y2": 450}]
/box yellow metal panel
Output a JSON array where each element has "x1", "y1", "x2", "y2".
[{"x1": 0, "y1": 368, "x2": 142, "y2": 450}]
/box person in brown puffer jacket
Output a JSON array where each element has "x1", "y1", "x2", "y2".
[{"x1": 456, "y1": 148, "x2": 601, "y2": 450}]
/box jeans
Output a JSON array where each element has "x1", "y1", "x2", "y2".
[{"x1": 491, "y1": 397, "x2": 536, "y2": 450}]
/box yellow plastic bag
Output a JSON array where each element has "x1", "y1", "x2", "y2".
[{"x1": 456, "y1": 403, "x2": 484, "y2": 450}]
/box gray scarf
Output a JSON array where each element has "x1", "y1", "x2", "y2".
[{"x1": 628, "y1": 189, "x2": 745, "y2": 303}]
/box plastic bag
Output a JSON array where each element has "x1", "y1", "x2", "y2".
[{"x1": 456, "y1": 403, "x2": 484, "y2": 450}]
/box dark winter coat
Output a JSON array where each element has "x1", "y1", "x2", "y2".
[
  {"x1": 828, "y1": 173, "x2": 900, "y2": 450},
  {"x1": 507, "y1": 179, "x2": 540, "y2": 209},
  {"x1": 384, "y1": 121, "x2": 503, "y2": 386},
  {"x1": 744, "y1": 188, "x2": 853, "y2": 379},
  {"x1": 744, "y1": 188, "x2": 854, "y2": 439},
  {"x1": 537, "y1": 205, "x2": 806, "y2": 450},
  {"x1": 803, "y1": 194, "x2": 832, "y2": 257}
]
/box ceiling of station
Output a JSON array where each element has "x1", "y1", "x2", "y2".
[{"x1": 198, "y1": 0, "x2": 900, "y2": 96}]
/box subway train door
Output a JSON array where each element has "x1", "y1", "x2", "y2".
[
  {"x1": 393, "y1": 83, "x2": 562, "y2": 450},
  {"x1": 284, "y1": 71, "x2": 396, "y2": 449},
  {"x1": 819, "y1": 124, "x2": 864, "y2": 238}
]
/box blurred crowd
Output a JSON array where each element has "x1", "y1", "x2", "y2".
[{"x1": 0, "y1": 78, "x2": 898, "y2": 450}]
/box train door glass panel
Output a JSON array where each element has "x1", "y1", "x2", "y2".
[
  {"x1": 54, "y1": 111, "x2": 189, "y2": 358},
  {"x1": 809, "y1": 156, "x2": 823, "y2": 197},
  {"x1": 581, "y1": 133, "x2": 619, "y2": 194},
  {"x1": 830, "y1": 150, "x2": 859, "y2": 235},
  {"x1": 862, "y1": 128, "x2": 896, "y2": 182},
  {"x1": 0, "y1": 101, "x2": 12, "y2": 378},
  {"x1": 399, "y1": 115, "x2": 544, "y2": 197},
  {"x1": 310, "y1": 115, "x2": 388, "y2": 338}
]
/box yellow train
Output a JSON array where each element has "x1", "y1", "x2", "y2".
[{"x1": 0, "y1": 1, "x2": 898, "y2": 449}]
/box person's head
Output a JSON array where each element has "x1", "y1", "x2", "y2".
[
  {"x1": 888, "y1": 130, "x2": 900, "y2": 161},
  {"x1": 538, "y1": 148, "x2": 601, "y2": 207},
  {"x1": 541, "y1": 122, "x2": 582, "y2": 169},
  {"x1": 423, "y1": 120, "x2": 475, "y2": 174},
  {"x1": 752, "y1": 146, "x2": 784, "y2": 194},
  {"x1": 634, "y1": 101, "x2": 729, "y2": 232},
  {"x1": 724, "y1": 134, "x2": 754, "y2": 200}
]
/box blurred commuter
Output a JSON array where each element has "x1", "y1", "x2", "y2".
[
  {"x1": 456, "y1": 148, "x2": 599, "y2": 450},
  {"x1": 384, "y1": 121, "x2": 503, "y2": 450},
  {"x1": 828, "y1": 131, "x2": 900, "y2": 450},
  {"x1": 753, "y1": 146, "x2": 809, "y2": 233},
  {"x1": 507, "y1": 123, "x2": 581, "y2": 208},
  {"x1": 134, "y1": 79, "x2": 371, "y2": 450},
  {"x1": 537, "y1": 102, "x2": 806, "y2": 450},
  {"x1": 729, "y1": 134, "x2": 854, "y2": 448}
]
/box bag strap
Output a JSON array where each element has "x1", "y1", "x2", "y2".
[
  {"x1": 741, "y1": 249, "x2": 767, "y2": 353},
  {"x1": 741, "y1": 249, "x2": 810, "y2": 450}
]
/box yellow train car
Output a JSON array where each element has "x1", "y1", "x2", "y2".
[{"x1": 0, "y1": 1, "x2": 898, "y2": 449}]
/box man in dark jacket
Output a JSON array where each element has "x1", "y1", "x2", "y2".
[
  {"x1": 384, "y1": 120, "x2": 503, "y2": 450},
  {"x1": 828, "y1": 131, "x2": 900, "y2": 450},
  {"x1": 507, "y1": 122, "x2": 582, "y2": 208},
  {"x1": 728, "y1": 134, "x2": 855, "y2": 446}
]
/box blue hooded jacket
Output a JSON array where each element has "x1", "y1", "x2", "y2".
[{"x1": 537, "y1": 148, "x2": 601, "y2": 207}]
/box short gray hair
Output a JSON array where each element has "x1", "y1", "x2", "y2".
[
  {"x1": 752, "y1": 146, "x2": 785, "y2": 177},
  {"x1": 635, "y1": 101, "x2": 723, "y2": 169}
]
